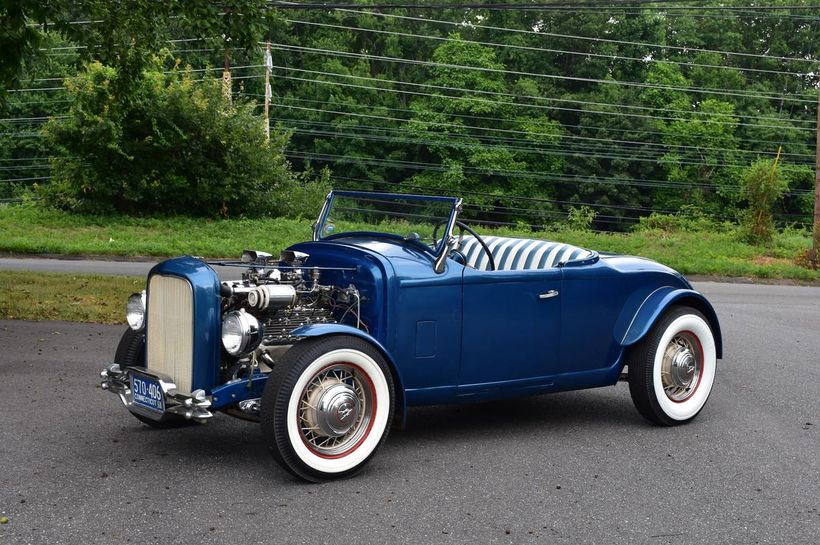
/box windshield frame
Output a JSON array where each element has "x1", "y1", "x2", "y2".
[{"x1": 312, "y1": 190, "x2": 462, "y2": 269}]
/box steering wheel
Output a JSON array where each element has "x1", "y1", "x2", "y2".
[{"x1": 431, "y1": 220, "x2": 496, "y2": 271}]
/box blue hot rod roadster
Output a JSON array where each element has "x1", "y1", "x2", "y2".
[{"x1": 101, "y1": 191, "x2": 722, "y2": 481}]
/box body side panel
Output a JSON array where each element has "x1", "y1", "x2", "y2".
[
  {"x1": 459, "y1": 267, "x2": 562, "y2": 392},
  {"x1": 288, "y1": 239, "x2": 464, "y2": 407}
]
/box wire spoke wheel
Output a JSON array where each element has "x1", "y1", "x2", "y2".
[
  {"x1": 660, "y1": 332, "x2": 703, "y2": 402},
  {"x1": 628, "y1": 306, "x2": 717, "y2": 426},
  {"x1": 298, "y1": 364, "x2": 375, "y2": 457},
  {"x1": 261, "y1": 336, "x2": 394, "y2": 481}
]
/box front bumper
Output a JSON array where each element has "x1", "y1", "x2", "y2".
[{"x1": 100, "y1": 363, "x2": 214, "y2": 422}]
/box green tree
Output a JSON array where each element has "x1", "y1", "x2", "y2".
[
  {"x1": 44, "y1": 61, "x2": 293, "y2": 217},
  {"x1": 740, "y1": 158, "x2": 789, "y2": 244}
]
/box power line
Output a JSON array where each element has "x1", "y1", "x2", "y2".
[
  {"x1": 333, "y1": 175, "x2": 667, "y2": 214},
  {"x1": 259, "y1": 65, "x2": 816, "y2": 126},
  {"x1": 5, "y1": 87, "x2": 65, "y2": 94},
  {"x1": 0, "y1": 176, "x2": 52, "y2": 183},
  {"x1": 268, "y1": 2, "x2": 820, "y2": 11},
  {"x1": 260, "y1": 69, "x2": 817, "y2": 131},
  {"x1": 268, "y1": 42, "x2": 818, "y2": 103},
  {"x1": 3, "y1": 99, "x2": 71, "y2": 106},
  {"x1": 279, "y1": 120, "x2": 812, "y2": 170},
  {"x1": 510, "y1": 9, "x2": 820, "y2": 21},
  {"x1": 283, "y1": 150, "x2": 814, "y2": 195},
  {"x1": 0, "y1": 157, "x2": 57, "y2": 162},
  {"x1": 270, "y1": 112, "x2": 791, "y2": 164},
  {"x1": 282, "y1": 18, "x2": 814, "y2": 78},
  {"x1": 24, "y1": 64, "x2": 265, "y2": 85},
  {"x1": 0, "y1": 164, "x2": 51, "y2": 171},
  {"x1": 250, "y1": 94, "x2": 816, "y2": 149},
  {"x1": 257, "y1": 99, "x2": 816, "y2": 159},
  {"x1": 0, "y1": 116, "x2": 66, "y2": 123},
  {"x1": 335, "y1": 8, "x2": 820, "y2": 65},
  {"x1": 331, "y1": 176, "x2": 811, "y2": 223}
]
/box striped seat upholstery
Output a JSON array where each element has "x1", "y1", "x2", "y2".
[{"x1": 458, "y1": 236, "x2": 592, "y2": 271}]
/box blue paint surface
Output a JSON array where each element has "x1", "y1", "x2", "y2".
[
  {"x1": 148, "y1": 256, "x2": 222, "y2": 393},
  {"x1": 142, "y1": 195, "x2": 721, "y2": 412}
]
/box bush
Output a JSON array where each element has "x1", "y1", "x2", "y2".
[
  {"x1": 275, "y1": 167, "x2": 332, "y2": 219},
  {"x1": 739, "y1": 158, "x2": 788, "y2": 244},
  {"x1": 566, "y1": 205, "x2": 596, "y2": 231},
  {"x1": 635, "y1": 206, "x2": 725, "y2": 234},
  {"x1": 43, "y1": 61, "x2": 294, "y2": 217}
]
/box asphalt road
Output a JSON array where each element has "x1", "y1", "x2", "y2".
[{"x1": 1, "y1": 282, "x2": 818, "y2": 545}]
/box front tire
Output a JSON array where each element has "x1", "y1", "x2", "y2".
[
  {"x1": 627, "y1": 306, "x2": 717, "y2": 426},
  {"x1": 260, "y1": 336, "x2": 395, "y2": 482}
]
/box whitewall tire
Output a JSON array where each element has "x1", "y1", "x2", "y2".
[
  {"x1": 260, "y1": 335, "x2": 395, "y2": 481},
  {"x1": 627, "y1": 306, "x2": 717, "y2": 426}
]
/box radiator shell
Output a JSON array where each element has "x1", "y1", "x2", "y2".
[
  {"x1": 146, "y1": 275, "x2": 195, "y2": 393},
  {"x1": 145, "y1": 257, "x2": 222, "y2": 393}
]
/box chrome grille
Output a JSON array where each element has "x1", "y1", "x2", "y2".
[{"x1": 146, "y1": 275, "x2": 194, "y2": 394}]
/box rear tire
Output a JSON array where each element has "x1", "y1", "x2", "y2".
[
  {"x1": 113, "y1": 328, "x2": 194, "y2": 429},
  {"x1": 627, "y1": 306, "x2": 717, "y2": 426},
  {"x1": 260, "y1": 335, "x2": 395, "y2": 482}
]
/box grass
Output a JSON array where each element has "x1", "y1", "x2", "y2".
[
  {"x1": 0, "y1": 270, "x2": 140, "y2": 324},
  {"x1": 1, "y1": 204, "x2": 819, "y2": 281},
  {"x1": 0, "y1": 204, "x2": 310, "y2": 257}
]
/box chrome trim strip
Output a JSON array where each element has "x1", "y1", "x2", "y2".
[{"x1": 434, "y1": 198, "x2": 463, "y2": 274}]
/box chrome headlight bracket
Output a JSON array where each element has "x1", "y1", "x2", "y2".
[
  {"x1": 126, "y1": 291, "x2": 147, "y2": 331},
  {"x1": 221, "y1": 309, "x2": 264, "y2": 357}
]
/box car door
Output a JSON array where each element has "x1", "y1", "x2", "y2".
[{"x1": 458, "y1": 266, "x2": 562, "y2": 397}]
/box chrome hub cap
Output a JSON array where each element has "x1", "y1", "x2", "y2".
[
  {"x1": 299, "y1": 365, "x2": 372, "y2": 456},
  {"x1": 661, "y1": 333, "x2": 702, "y2": 402},
  {"x1": 314, "y1": 383, "x2": 360, "y2": 437}
]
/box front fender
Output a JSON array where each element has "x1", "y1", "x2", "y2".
[
  {"x1": 618, "y1": 287, "x2": 723, "y2": 358},
  {"x1": 289, "y1": 323, "x2": 408, "y2": 427}
]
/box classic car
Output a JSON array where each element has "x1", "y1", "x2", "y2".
[{"x1": 101, "y1": 190, "x2": 722, "y2": 481}]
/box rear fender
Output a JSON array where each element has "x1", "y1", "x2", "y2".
[
  {"x1": 289, "y1": 324, "x2": 408, "y2": 428},
  {"x1": 618, "y1": 287, "x2": 723, "y2": 358}
]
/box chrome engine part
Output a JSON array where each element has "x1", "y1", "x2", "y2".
[
  {"x1": 247, "y1": 284, "x2": 297, "y2": 311},
  {"x1": 262, "y1": 306, "x2": 335, "y2": 343},
  {"x1": 218, "y1": 251, "x2": 364, "y2": 354}
]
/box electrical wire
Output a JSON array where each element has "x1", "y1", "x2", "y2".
[
  {"x1": 269, "y1": 112, "x2": 810, "y2": 166},
  {"x1": 281, "y1": 18, "x2": 815, "y2": 78},
  {"x1": 334, "y1": 8, "x2": 820, "y2": 65},
  {"x1": 257, "y1": 69, "x2": 817, "y2": 132},
  {"x1": 245, "y1": 94, "x2": 816, "y2": 149},
  {"x1": 283, "y1": 150, "x2": 814, "y2": 196},
  {"x1": 280, "y1": 121, "x2": 812, "y2": 170},
  {"x1": 268, "y1": 42, "x2": 818, "y2": 103},
  {"x1": 0, "y1": 176, "x2": 52, "y2": 183},
  {"x1": 256, "y1": 99, "x2": 816, "y2": 159},
  {"x1": 258, "y1": 51, "x2": 817, "y2": 124}
]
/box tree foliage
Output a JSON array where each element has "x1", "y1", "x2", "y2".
[
  {"x1": 740, "y1": 158, "x2": 789, "y2": 243},
  {"x1": 44, "y1": 61, "x2": 293, "y2": 217},
  {"x1": 1, "y1": 1, "x2": 818, "y2": 229}
]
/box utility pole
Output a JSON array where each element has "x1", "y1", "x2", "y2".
[
  {"x1": 264, "y1": 42, "x2": 272, "y2": 142},
  {"x1": 222, "y1": 6, "x2": 232, "y2": 102},
  {"x1": 222, "y1": 49, "x2": 232, "y2": 101},
  {"x1": 813, "y1": 90, "x2": 820, "y2": 265}
]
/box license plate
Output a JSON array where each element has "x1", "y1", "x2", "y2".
[{"x1": 131, "y1": 373, "x2": 165, "y2": 413}]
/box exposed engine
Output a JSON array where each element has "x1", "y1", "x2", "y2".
[{"x1": 218, "y1": 250, "x2": 364, "y2": 347}]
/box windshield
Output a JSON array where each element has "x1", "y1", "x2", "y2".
[{"x1": 315, "y1": 191, "x2": 460, "y2": 254}]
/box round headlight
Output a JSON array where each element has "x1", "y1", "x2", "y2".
[
  {"x1": 126, "y1": 291, "x2": 146, "y2": 331},
  {"x1": 221, "y1": 310, "x2": 263, "y2": 356}
]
